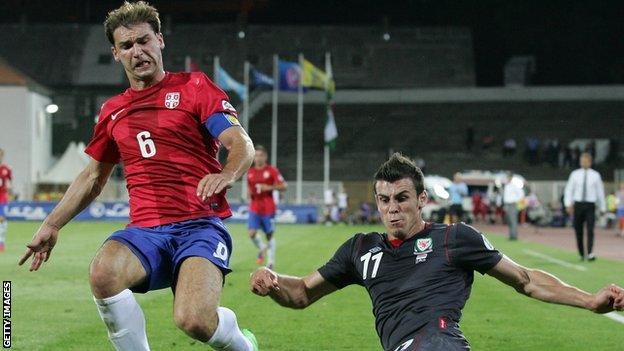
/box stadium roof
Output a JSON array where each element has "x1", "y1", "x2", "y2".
[{"x1": 0, "y1": 57, "x2": 51, "y2": 94}]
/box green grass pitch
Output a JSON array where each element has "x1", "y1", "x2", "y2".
[{"x1": 1, "y1": 221, "x2": 622, "y2": 350}]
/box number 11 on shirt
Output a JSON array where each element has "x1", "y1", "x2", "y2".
[{"x1": 360, "y1": 252, "x2": 383, "y2": 280}]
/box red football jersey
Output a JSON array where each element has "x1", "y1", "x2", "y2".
[
  {"x1": 0, "y1": 164, "x2": 12, "y2": 204},
  {"x1": 247, "y1": 165, "x2": 284, "y2": 216},
  {"x1": 85, "y1": 72, "x2": 239, "y2": 227}
]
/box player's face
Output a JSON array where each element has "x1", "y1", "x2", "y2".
[
  {"x1": 254, "y1": 150, "x2": 268, "y2": 167},
  {"x1": 111, "y1": 23, "x2": 165, "y2": 86},
  {"x1": 375, "y1": 178, "x2": 428, "y2": 240}
]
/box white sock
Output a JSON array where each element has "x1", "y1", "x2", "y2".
[
  {"x1": 94, "y1": 289, "x2": 150, "y2": 351},
  {"x1": 0, "y1": 220, "x2": 7, "y2": 244},
  {"x1": 207, "y1": 307, "x2": 252, "y2": 351},
  {"x1": 267, "y1": 238, "x2": 275, "y2": 267},
  {"x1": 251, "y1": 235, "x2": 265, "y2": 252}
]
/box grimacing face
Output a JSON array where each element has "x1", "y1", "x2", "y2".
[
  {"x1": 375, "y1": 178, "x2": 428, "y2": 240},
  {"x1": 111, "y1": 22, "x2": 165, "y2": 86},
  {"x1": 254, "y1": 150, "x2": 268, "y2": 167}
]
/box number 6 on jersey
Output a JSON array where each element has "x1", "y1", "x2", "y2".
[
  {"x1": 360, "y1": 251, "x2": 383, "y2": 280},
  {"x1": 136, "y1": 131, "x2": 156, "y2": 158}
]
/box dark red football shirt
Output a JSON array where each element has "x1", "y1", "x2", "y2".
[
  {"x1": 85, "y1": 71, "x2": 239, "y2": 227},
  {"x1": 0, "y1": 164, "x2": 12, "y2": 204},
  {"x1": 247, "y1": 165, "x2": 284, "y2": 216}
]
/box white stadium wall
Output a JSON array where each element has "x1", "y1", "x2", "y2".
[{"x1": 0, "y1": 86, "x2": 52, "y2": 200}]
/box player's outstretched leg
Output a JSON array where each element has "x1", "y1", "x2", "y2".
[
  {"x1": 90, "y1": 240, "x2": 150, "y2": 351},
  {"x1": 173, "y1": 257, "x2": 256, "y2": 351},
  {"x1": 0, "y1": 218, "x2": 7, "y2": 252},
  {"x1": 265, "y1": 232, "x2": 275, "y2": 269},
  {"x1": 249, "y1": 229, "x2": 266, "y2": 265}
]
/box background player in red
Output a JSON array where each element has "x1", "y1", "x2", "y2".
[
  {"x1": 250, "y1": 153, "x2": 624, "y2": 351},
  {"x1": 247, "y1": 145, "x2": 286, "y2": 269},
  {"x1": 0, "y1": 148, "x2": 12, "y2": 252},
  {"x1": 18, "y1": 2, "x2": 258, "y2": 350}
]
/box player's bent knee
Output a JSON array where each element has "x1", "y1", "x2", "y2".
[
  {"x1": 89, "y1": 260, "x2": 126, "y2": 298},
  {"x1": 173, "y1": 308, "x2": 218, "y2": 342}
]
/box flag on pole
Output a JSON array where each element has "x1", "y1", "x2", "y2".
[
  {"x1": 302, "y1": 59, "x2": 335, "y2": 94},
  {"x1": 250, "y1": 67, "x2": 274, "y2": 89},
  {"x1": 324, "y1": 105, "x2": 338, "y2": 150},
  {"x1": 215, "y1": 65, "x2": 247, "y2": 101},
  {"x1": 278, "y1": 60, "x2": 301, "y2": 92}
]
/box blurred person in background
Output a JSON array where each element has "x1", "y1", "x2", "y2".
[
  {"x1": 564, "y1": 153, "x2": 606, "y2": 261},
  {"x1": 503, "y1": 172, "x2": 524, "y2": 241},
  {"x1": 337, "y1": 188, "x2": 349, "y2": 224},
  {"x1": 18, "y1": 2, "x2": 258, "y2": 350},
  {"x1": 247, "y1": 145, "x2": 287, "y2": 269},
  {"x1": 0, "y1": 148, "x2": 12, "y2": 252},
  {"x1": 616, "y1": 183, "x2": 624, "y2": 237},
  {"x1": 448, "y1": 172, "x2": 468, "y2": 223}
]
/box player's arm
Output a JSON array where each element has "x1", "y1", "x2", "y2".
[
  {"x1": 250, "y1": 268, "x2": 338, "y2": 309},
  {"x1": 18, "y1": 159, "x2": 115, "y2": 271},
  {"x1": 197, "y1": 124, "x2": 254, "y2": 200},
  {"x1": 487, "y1": 256, "x2": 624, "y2": 313}
]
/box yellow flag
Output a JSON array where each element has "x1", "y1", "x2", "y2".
[{"x1": 302, "y1": 59, "x2": 335, "y2": 93}]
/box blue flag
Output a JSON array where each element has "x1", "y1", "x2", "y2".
[
  {"x1": 216, "y1": 66, "x2": 247, "y2": 101},
  {"x1": 278, "y1": 60, "x2": 301, "y2": 92},
  {"x1": 250, "y1": 68, "x2": 274, "y2": 89}
]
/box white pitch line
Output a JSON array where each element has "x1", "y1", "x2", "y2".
[
  {"x1": 605, "y1": 312, "x2": 624, "y2": 325},
  {"x1": 522, "y1": 249, "x2": 588, "y2": 272}
]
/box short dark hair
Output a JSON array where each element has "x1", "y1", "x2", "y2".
[
  {"x1": 374, "y1": 153, "x2": 424, "y2": 194},
  {"x1": 104, "y1": 1, "x2": 161, "y2": 45},
  {"x1": 255, "y1": 145, "x2": 267, "y2": 154}
]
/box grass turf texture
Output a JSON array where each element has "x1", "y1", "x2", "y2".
[{"x1": 1, "y1": 221, "x2": 622, "y2": 350}]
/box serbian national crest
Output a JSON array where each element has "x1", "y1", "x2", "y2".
[
  {"x1": 415, "y1": 238, "x2": 433, "y2": 253},
  {"x1": 164, "y1": 92, "x2": 180, "y2": 109}
]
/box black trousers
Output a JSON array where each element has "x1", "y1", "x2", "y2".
[{"x1": 573, "y1": 202, "x2": 596, "y2": 257}]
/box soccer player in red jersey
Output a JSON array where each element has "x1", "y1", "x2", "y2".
[
  {"x1": 0, "y1": 148, "x2": 12, "y2": 252},
  {"x1": 18, "y1": 2, "x2": 258, "y2": 350},
  {"x1": 246, "y1": 145, "x2": 286, "y2": 269}
]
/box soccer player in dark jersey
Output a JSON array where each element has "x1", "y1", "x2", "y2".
[
  {"x1": 250, "y1": 153, "x2": 624, "y2": 351},
  {"x1": 0, "y1": 148, "x2": 12, "y2": 252},
  {"x1": 247, "y1": 145, "x2": 286, "y2": 269},
  {"x1": 18, "y1": 2, "x2": 258, "y2": 350}
]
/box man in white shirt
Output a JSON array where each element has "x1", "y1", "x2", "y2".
[
  {"x1": 564, "y1": 152, "x2": 606, "y2": 261},
  {"x1": 503, "y1": 172, "x2": 525, "y2": 241}
]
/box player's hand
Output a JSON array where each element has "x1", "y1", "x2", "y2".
[
  {"x1": 566, "y1": 206, "x2": 573, "y2": 216},
  {"x1": 610, "y1": 285, "x2": 624, "y2": 311},
  {"x1": 250, "y1": 267, "x2": 280, "y2": 296},
  {"x1": 196, "y1": 171, "x2": 235, "y2": 201},
  {"x1": 18, "y1": 222, "x2": 59, "y2": 272},
  {"x1": 588, "y1": 284, "x2": 622, "y2": 313}
]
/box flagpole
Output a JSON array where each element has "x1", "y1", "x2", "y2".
[
  {"x1": 323, "y1": 52, "x2": 331, "y2": 193},
  {"x1": 296, "y1": 53, "x2": 304, "y2": 204},
  {"x1": 271, "y1": 54, "x2": 279, "y2": 167},
  {"x1": 213, "y1": 56, "x2": 219, "y2": 82},
  {"x1": 242, "y1": 60, "x2": 250, "y2": 202}
]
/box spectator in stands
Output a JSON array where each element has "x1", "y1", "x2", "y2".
[
  {"x1": 448, "y1": 173, "x2": 468, "y2": 223},
  {"x1": 357, "y1": 201, "x2": 372, "y2": 224},
  {"x1": 471, "y1": 191, "x2": 488, "y2": 223},
  {"x1": 503, "y1": 172, "x2": 524, "y2": 241},
  {"x1": 564, "y1": 152, "x2": 606, "y2": 261},
  {"x1": 616, "y1": 183, "x2": 624, "y2": 238},
  {"x1": 502, "y1": 138, "x2": 517, "y2": 157},
  {"x1": 337, "y1": 189, "x2": 349, "y2": 224},
  {"x1": 482, "y1": 135, "x2": 494, "y2": 150},
  {"x1": 323, "y1": 188, "x2": 337, "y2": 225},
  {"x1": 525, "y1": 137, "x2": 540, "y2": 165}
]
